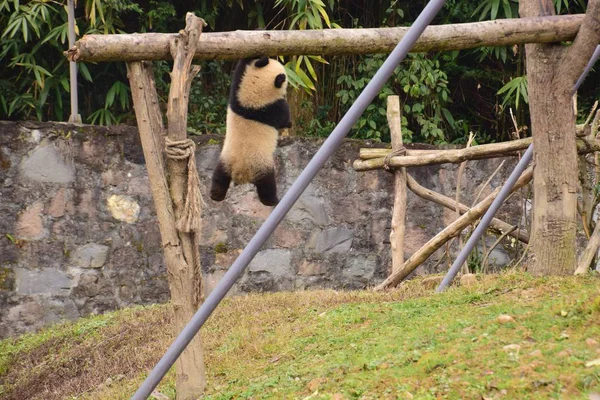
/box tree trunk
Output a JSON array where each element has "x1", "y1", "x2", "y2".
[
  {"x1": 520, "y1": 0, "x2": 600, "y2": 276},
  {"x1": 66, "y1": 15, "x2": 585, "y2": 62}
]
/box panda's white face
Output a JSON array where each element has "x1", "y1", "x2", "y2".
[{"x1": 236, "y1": 58, "x2": 288, "y2": 109}]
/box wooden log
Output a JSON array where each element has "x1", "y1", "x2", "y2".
[
  {"x1": 359, "y1": 124, "x2": 590, "y2": 160},
  {"x1": 354, "y1": 137, "x2": 600, "y2": 171},
  {"x1": 406, "y1": 174, "x2": 529, "y2": 243},
  {"x1": 66, "y1": 15, "x2": 584, "y2": 63},
  {"x1": 355, "y1": 138, "x2": 532, "y2": 170},
  {"x1": 388, "y1": 96, "x2": 407, "y2": 274},
  {"x1": 164, "y1": 13, "x2": 207, "y2": 400},
  {"x1": 360, "y1": 148, "x2": 446, "y2": 159},
  {"x1": 575, "y1": 221, "x2": 600, "y2": 275},
  {"x1": 374, "y1": 166, "x2": 534, "y2": 291}
]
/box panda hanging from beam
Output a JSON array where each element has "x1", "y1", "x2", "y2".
[{"x1": 210, "y1": 56, "x2": 292, "y2": 207}]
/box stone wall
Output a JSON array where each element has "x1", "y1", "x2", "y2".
[{"x1": 0, "y1": 121, "x2": 527, "y2": 338}]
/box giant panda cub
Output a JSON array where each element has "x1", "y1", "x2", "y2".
[{"x1": 210, "y1": 56, "x2": 292, "y2": 206}]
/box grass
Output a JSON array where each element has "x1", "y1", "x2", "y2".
[{"x1": 1, "y1": 272, "x2": 599, "y2": 399}]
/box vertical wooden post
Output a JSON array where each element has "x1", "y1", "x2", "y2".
[
  {"x1": 387, "y1": 96, "x2": 407, "y2": 274},
  {"x1": 165, "y1": 13, "x2": 207, "y2": 400},
  {"x1": 126, "y1": 12, "x2": 207, "y2": 400}
]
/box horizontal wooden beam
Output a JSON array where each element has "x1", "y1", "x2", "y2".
[
  {"x1": 354, "y1": 137, "x2": 600, "y2": 171},
  {"x1": 66, "y1": 15, "x2": 584, "y2": 63}
]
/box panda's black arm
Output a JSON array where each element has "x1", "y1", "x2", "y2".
[
  {"x1": 230, "y1": 99, "x2": 292, "y2": 129},
  {"x1": 272, "y1": 100, "x2": 292, "y2": 130}
]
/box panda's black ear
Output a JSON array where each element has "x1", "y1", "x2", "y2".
[{"x1": 255, "y1": 56, "x2": 270, "y2": 68}]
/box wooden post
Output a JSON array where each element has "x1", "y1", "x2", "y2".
[
  {"x1": 387, "y1": 96, "x2": 407, "y2": 274},
  {"x1": 165, "y1": 13, "x2": 207, "y2": 400},
  {"x1": 126, "y1": 13, "x2": 207, "y2": 400}
]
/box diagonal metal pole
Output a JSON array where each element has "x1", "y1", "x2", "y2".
[
  {"x1": 436, "y1": 44, "x2": 600, "y2": 293},
  {"x1": 131, "y1": 1, "x2": 448, "y2": 398}
]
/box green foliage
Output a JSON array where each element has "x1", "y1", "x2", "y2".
[
  {"x1": 497, "y1": 76, "x2": 528, "y2": 110},
  {"x1": 144, "y1": 1, "x2": 176, "y2": 32},
  {"x1": 187, "y1": 60, "x2": 230, "y2": 134},
  {"x1": 472, "y1": 0, "x2": 518, "y2": 21},
  {"x1": 336, "y1": 53, "x2": 463, "y2": 144},
  {"x1": 275, "y1": 0, "x2": 338, "y2": 93},
  {"x1": 0, "y1": 0, "x2": 596, "y2": 146},
  {"x1": 0, "y1": 0, "x2": 141, "y2": 123}
]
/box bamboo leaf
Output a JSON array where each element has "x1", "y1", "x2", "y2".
[
  {"x1": 295, "y1": 66, "x2": 315, "y2": 90},
  {"x1": 304, "y1": 57, "x2": 317, "y2": 81},
  {"x1": 316, "y1": 4, "x2": 330, "y2": 27},
  {"x1": 491, "y1": 0, "x2": 500, "y2": 20}
]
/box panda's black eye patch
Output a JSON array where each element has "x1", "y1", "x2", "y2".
[
  {"x1": 275, "y1": 73, "x2": 286, "y2": 88},
  {"x1": 255, "y1": 56, "x2": 269, "y2": 68}
]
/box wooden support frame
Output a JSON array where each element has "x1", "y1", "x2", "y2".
[
  {"x1": 374, "y1": 167, "x2": 534, "y2": 291},
  {"x1": 126, "y1": 13, "x2": 207, "y2": 400}
]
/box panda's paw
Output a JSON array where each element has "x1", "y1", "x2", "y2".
[
  {"x1": 259, "y1": 197, "x2": 279, "y2": 207},
  {"x1": 209, "y1": 185, "x2": 228, "y2": 202},
  {"x1": 210, "y1": 192, "x2": 226, "y2": 202}
]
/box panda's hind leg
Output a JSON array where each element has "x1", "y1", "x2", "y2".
[
  {"x1": 210, "y1": 160, "x2": 232, "y2": 202},
  {"x1": 254, "y1": 168, "x2": 279, "y2": 206}
]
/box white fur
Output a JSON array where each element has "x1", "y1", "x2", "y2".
[
  {"x1": 237, "y1": 59, "x2": 288, "y2": 108},
  {"x1": 221, "y1": 109, "x2": 278, "y2": 184}
]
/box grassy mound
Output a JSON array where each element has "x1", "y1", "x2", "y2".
[{"x1": 1, "y1": 273, "x2": 599, "y2": 399}]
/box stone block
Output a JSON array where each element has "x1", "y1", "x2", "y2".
[
  {"x1": 14, "y1": 267, "x2": 71, "y2": 295},
  {"x1": 274, "y1": 225, "x2": 304, "y2": 249},
  {"x1": 248, "y1": 249, "x2": 293, "y2": 278},
  {"x1": 16, "y1": 201, "x2": 46, "y2": 240},
  {"x1": 106, "y1": 194, "x2": 140, "y2": 224},
  {"x1": 19, "y1": 141, "x2": 74, "y2": 183},
  {"x1": 48, "y1": 188, "x2": 68, "y2": 218},
  {"x1": 343, "y1": 255, "x2": 376, "y2": 280},
  {"x1": 307, "y1": 227, "x2": 353, "y2": 254},
  {"x1": 71, "y1": 243, "x2": 109, "y2": 269},
  {"x1": 298, "y1": 260, "x2": 324, "y2": 276},
  {"x1": 289, "y1": 194, "x2": 329, "y2": 226}
]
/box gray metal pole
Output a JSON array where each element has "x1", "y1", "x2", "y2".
[
  {"x1": 436, "y1": 43, "x2": 600, "y2": 293},
  {"x1": 131, "y1": 1, "x2": 448, "y2": 398},
  {"x1": 67, "y1": 0, "x2": 81, "y2": 124},
  {"x1": 574, "y1": 45, "x2": 600, "y2": 93}
]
